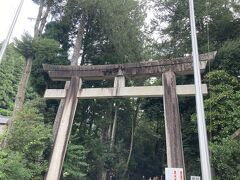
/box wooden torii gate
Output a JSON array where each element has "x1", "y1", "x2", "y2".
[{"x1": 43, "y1": 52, "x2": 216, "y2": 180}]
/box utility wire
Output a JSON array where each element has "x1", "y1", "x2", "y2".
[
  {"x1": 205, "y1": 0, "x2": 213, "y2": 170},
  {"x1": 0, "y1": 0, "x2": 24, "y2": 64}
]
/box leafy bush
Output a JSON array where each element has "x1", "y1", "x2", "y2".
[
  {"x1": 0, "y1": 150, "x2": 31, "y2": 180},
  {"x1": 6, "y1": 99, "x2": 52, "y2": 178},
  {"x1": 63, "y1": 142, "x2": 89, "y2": 180},
  {"x1": 211, "y1": 138, "x2": 240, "y2": 180}
]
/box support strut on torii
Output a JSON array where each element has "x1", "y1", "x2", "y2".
[{"x1": 43, "y1": 52, "x2": 216, "y2": 180}]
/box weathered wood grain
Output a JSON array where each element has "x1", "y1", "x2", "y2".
[
  {"x1": 44, "y1": 84, "x2": 208, "y2": 99},
  {"x1": 45, "y1": 77, "x2": 81, "y2": 180},
  {"x1": 43, "y1": 52, "x2": 216, "y2": 81},
  {"x1": 162, "y1": 70, "x2": 185, "y2": 169}
]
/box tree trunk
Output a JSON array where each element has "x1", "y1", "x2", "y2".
[
  {"x1": 100, "y1": 125, "x2": 111, "y2": 180},
  {"x1": 101, "y1": 172, "x2": 107, "y2": 180},
  {"x1": 38, "y1": 4, "x2": 51, "y2": 35},
  {"x1": 110, "y1": 103, "x2": 119, "y2": 150},
  {"x1": 12, "y1": 57, "x2": 32, "y2": 116},
  {"x1": 100, "y1": 102, "x2": 113, "y2": 180},
  {"x1": 53, "y1": 13, "x2": 87, "y2": 141},
  {"x1": 123, "y1": 100, "x2": 140, "y2": 177},
  {"x1": 34, "y1": 0, "x2": 44, "y2": 37}
]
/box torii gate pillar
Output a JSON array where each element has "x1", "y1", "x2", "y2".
[
  {"x1": 163, "y1": 70, "x2": 184, "y2": 168},
  {"x1": 45, "y1": 76, "x2": 81, "y2": 180}
]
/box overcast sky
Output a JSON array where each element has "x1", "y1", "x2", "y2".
[{"x1": 0, "y1": 0, "x2": 38, "y2": 42}]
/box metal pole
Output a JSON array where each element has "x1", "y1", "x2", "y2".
[
  {"x1": 0, "y1": 0, "x2": 24, "y2": 64},
  {"x1": 189, "y1": 0, "x2": 212, "y2": 180}
]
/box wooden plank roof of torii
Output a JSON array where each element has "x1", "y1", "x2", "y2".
[{"x1": 43, "y1": 51, "x2": 216, "y2": 81}]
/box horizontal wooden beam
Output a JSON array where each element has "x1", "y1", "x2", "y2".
[
  {"x1": 43, "y1": 52, "x2": 216, "y2": 81},
  {"x1": 44, "y1": 84, "x2": 208, "y2": 99}
]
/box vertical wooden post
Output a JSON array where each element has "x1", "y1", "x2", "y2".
[
  {"x1": 162, "y1": 70, "x2": 185, "y2": 169},
  {"x1": 113, "y1": 69, "x2": 125, "y2": 96},
  {"x1": 45, "y1": 76, "x2": 82, "y2": 180}
]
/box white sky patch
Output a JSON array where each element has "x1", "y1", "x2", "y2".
[
  {"x1": 142, "y1": 1, "x2": 169, "y2": 44},
  {"x1": 0, "y1": 0, "x2": 38, "y2": 42}
]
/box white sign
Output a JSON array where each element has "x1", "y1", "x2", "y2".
[
  {"x1": 165, "y1": 168, "x2": 184, "y2": 180},
  {"x1": 191, "y1": 176, "x2": 200, "y2": 180}
]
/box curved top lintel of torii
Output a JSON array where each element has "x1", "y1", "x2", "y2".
[{"x1": 43, "y1": 51, "x2": 216, "y2": 81}]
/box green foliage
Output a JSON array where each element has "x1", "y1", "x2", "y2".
[
  {"x1": 14, "y1": 33, "x2": 34, "y2": 59},
  {"x1": 30, "y1": 38, "x2": 63, "y2": 95},
  {"x1": 63, "y1": 141, "x2": 89, "y2": 179},
  {"x1": 214, "y1": 38, "x2": 240, "y2": 76},
  {"x1": 25, "y1": 86, "x2": 40, "y2": 102},
  {"x1": 7, "y1": 99, "x2": 52, "y2": 178},
  {"x1": 0, "y1": 150, "x2": 31, "y2": 180},
  {"x1": 203, "y1": 70, "x2": 240, "y2": 179},
  {"x1": 98, "y1": 0, "x2": 144, "y2": 62},
  {"x1": 211, "y1": 138, "x2": 240, "y2": 180},
  {"x1": 204, "y1": 70, "x2": 240, "y2": 141},
  {"x1": 33, "y1": 38, "x2": 60, "y2": 62},
  {"x1": 0, "y1": 44, "x2": 24, "y2": 115},
  {"x1": 151, "y1": 0, "x2": 240, "y2": 56},
  {"x1": 48, "y1": 0, "x2": 144, "y2": 65},
  {"x1": 129, "y1": 117, "x2": 165, "y2": 179},
  {"x1": 44, "y1": 21, "x2": 71, "y2": 51}
]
